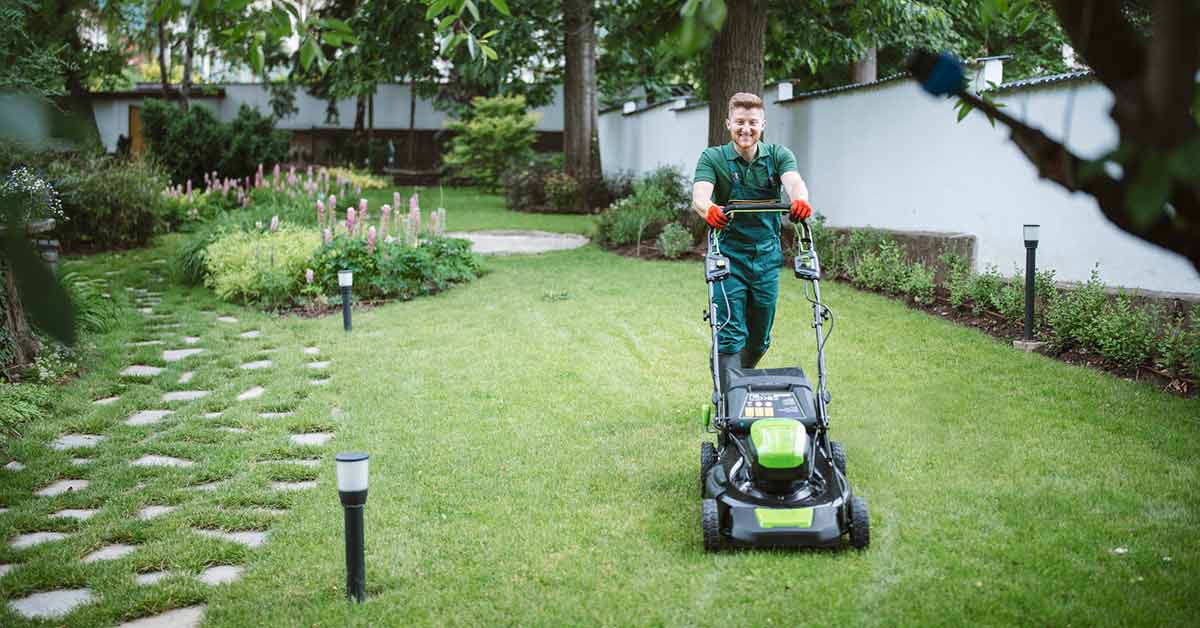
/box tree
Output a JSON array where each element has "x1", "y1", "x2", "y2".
[
  {"x1": 703, "y1": 0, "x2": 768, "y2": 146},
  {"x1": 911, "y1": 1, "x2": 1200, "y2": 273},
  {"x1": 563, "y1": 0, "x2": 600, "y2": 188}
]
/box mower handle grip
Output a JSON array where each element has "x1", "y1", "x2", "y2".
[{"x1": 723, "y1": 202, "x2": 791, "y2": 214}]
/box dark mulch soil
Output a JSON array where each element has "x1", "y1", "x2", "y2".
[{"x1": 604, "y1": 238, "x2": 1198, "y2": 399}]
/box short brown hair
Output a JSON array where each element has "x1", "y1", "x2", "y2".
[{"x1": 728, "y1": 92, "x2": 764, "y2": 113}]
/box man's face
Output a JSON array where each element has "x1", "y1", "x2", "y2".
[{"x1": 726, "y1": 106, "x2": 765, "y2": 150}]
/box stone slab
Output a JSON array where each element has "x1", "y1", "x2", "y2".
[
  {"x1": 219, "y1": 427, "x2": 248, "y2": 434},
  {"x1": 51, "y1": 509, "x2": 97, "y2": 520},
  {"x1": 240, "y1": 360, "x2": 273, "y2": 370},
  {"x1": 290, "y1": 433, "x2": 333, "y2": 446},
  {"x1": 0, "y1": 563, "x2": 12, "y2": 576},
  {"x1": 121, "y1": 365, "x2": 163, "y2": 377},
  {"x1": 193, "y1": 529, "x2": 268, "y2": 548},
  {"x1": 69, "y1": 458, "x2": 93, "y2": 466},
  {"x1": 1013, "y1": 340, "x2": 1049, "y2": 353},
  {"x1": 271, "y1": 481, "x2": 317, "y2": 492},
  {"x1": 239, "y1": 330, "x2": 261, "y2": 338},
  {"x1": 118, "y1": 605, "x2": 206, "y2": 628},
  {"x1": 302, "y1": 346, "x2": 320, "y2": 355},
  {"x1": 216, "y1": 316, "x2": 238, "y2": 323},
  {"x1": 306, "y1": 361, "x2": 331, "y2": 369},
  {"x1": 188, "y1": 480, "x2": 226, "y2": 492},
  {"x1": 309, "y1": 378, "x2": 331, "y2": 386},
  {"x1": 203, "y1": 412, "x2": 224, "y2": 419},
  {"x1": 35, "y1": 479, "x2": 89, "y2": 497},
  {"x1": 4, "y1": 461, "x2": 24, "y2": 471},
  {"x1": 126, "y1": 410, "x2": 173, "y2": 426},
  {"x1": 137, "y1": 505, "x2": 177, "y2": 520},
  {"x1": 7, "y1": 588, "x2": 94, "y2": 619},
  {"x1": 127, "y1": 340, "x2": 164, "y2": 347},
  {"x1": 51, "y1": 434, "x2": 105, "y2": 450},
  {"x1": 182, "y1": 336, "x2": 201, "y2": 345},
  {"x1": 162, "y1": 348, "x2": 204, "y2": 362},
  {"x1": 134, "y1": 571, "x2": 172, "y2": 585},
  {"x1": 259, "y1": 459, "x2": 320, "y2": 468},
  {"x1": 93, "y1": 396, "x2": 121, "y2": 405},
  {"x1": 161, "y1": 390, "x2": 210, "y2": 402},
  {"x1": 237, "y1": 386, "x2": 265, "y2": 401},
  {"x1": 178, "y1": 371, "x2": 195, "y2": 384},
  {"x1": 82, "y1": 543, "x2": 137, "y2": 563},
  {"x1": 11, "y1": 532, "x2": 70, "y2": 548},
  {"x1": 257, "y1": 412, "x2": 294, "y2": 419},
  {"x1": 131, "y1": 455, "x2": 194, "y2": 468},
  {"x1": 198, "y1": 565, "x2": 244, "y2": 585}
]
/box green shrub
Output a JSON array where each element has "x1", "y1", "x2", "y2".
[
  {"x1": 1156, "y1": 309, "x2": 1200, "y2": 379},
  {"x1": 826, "y1": 228, "x2": 887, "y2": 279},
  {"x1": 849, "y1": 238, "x2": 905, "y2": 293},
  {"x1": 994, "y1": 274, "x2": 1025, "y2": 323},
  {"x1": 965, "y1": 265, "x2": 1005, "y2": 315},
  {"x1": 46, "y1": 152, "x2": 173, "y2": 250},
  {"x1": 0, "y1": 382, "x2": 53, "y2": 437},
  {"x1": 223, "y1": 104, "x2": 290, "y2": 180},
  {"x1": 505, "y1": 153, "x2": 562, "y2": 211},
  {"x1": 141, "y1": 99, "x2": 289, "y2": 185},
  {"x1": 309, "y1": 235, "x2": 482, "y2": 301},
  {"x1": 444, "y1": 95, "x2": 538, "y2": 191},
  {"x1": 545, "y1": 171, "x2": 581, "y2": 209},
  {"x1": 204, "y1": 225, "x2": 321, "y2": 309},
  {"x1": 1047, "y1": 266, "x2": 1107, "y2": 350},
  {"x1": 938, "y1": 248, "x2": 972, "y2": 309},
  {"x1": 901, "y1": 261, "x2": 936, "y2": 305},
  {"x1": 656, "y1": 222, "x2": 693, "y2": 259},
  {"x1": 594, "y1": 166, "x2": 689, "y2": 246},
  {"x1": 1093, "y1": 295, "x2": 1159, "y2": 369}
]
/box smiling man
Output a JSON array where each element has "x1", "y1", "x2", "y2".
[{"x1": 692, "y1": 92, "x2": 812, "y2": 385}]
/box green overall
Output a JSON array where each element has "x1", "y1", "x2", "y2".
[{"x1": 713, "y1": 148, "x2": 784, "y2": 355}]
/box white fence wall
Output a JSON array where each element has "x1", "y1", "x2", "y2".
[{"x1": 598, "y1": 79, "x2": 1200, "y2": 296}]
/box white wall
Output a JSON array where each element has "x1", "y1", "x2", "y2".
[{"x1": 599, "y1": 79, "x2": 1200, "y2": 296}]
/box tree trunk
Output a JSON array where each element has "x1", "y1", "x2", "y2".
[
  {"x1": 851, "y1": 47, "x2": 877, "y2": 83},
  {"x1": 180, "y1": 14, "x2": 195, "y2": 112},
  {"x1": 703, "y1": 0, "x2": 768, "y2": 147},
  {"x1": 354, "y1": 94, "x2": 366, "y2": 134},
  {"x1": 1, "y1": 266, "x2": 40, "y2": 373},
  {"x1": 408, "y1": 84, "x2": 417, "y2": 167},
  {"x1": 563, "y1": 0, "x2": 598, "y2": 208}
]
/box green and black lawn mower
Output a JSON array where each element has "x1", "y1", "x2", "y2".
[{"x1": 699, "y1": 203, "x2": 869, "y2": 551}]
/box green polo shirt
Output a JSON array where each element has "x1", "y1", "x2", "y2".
[{"x1": 694, "y1": 141, "x2": 798, "y2": 205}]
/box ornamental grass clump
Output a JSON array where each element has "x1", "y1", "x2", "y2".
[{"x1": 204, "y1": 223, "x2": 321, "y2": 309}]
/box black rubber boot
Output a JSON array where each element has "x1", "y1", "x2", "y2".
[
  {"x1": 717, "y1": 352, "x2": 741, "y2": 400},
  {"x1": 740, "y1": 348, "x2": 767, "y2": 369}
]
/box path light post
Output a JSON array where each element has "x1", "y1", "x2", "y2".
[
  {"x1": 338, "y1": 270, "x2": 353, "y2": 332},
  {"x1": 1023, "y1": 224, "x2": 1040, "y2": 341},
  {"x1": 336, "y1": 452, "x2": 369, "y2": 603}
]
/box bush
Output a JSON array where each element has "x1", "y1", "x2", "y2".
[
  {"x1": 61, "y1": 272, "x2": 121, "y2": 334},
  {"x1": 965, "y1": 265, "x2": 1005, "y2": 315},
  {"x1": 141, "y1": 99, "x2": 289, "y2": 185},
  {"x1": 444, "y1": 95, "x2": 538, "y2": 191},
  {"x1": 45, "y1": 152, "x2": 173, "y2": 250},
  {"x1": 545, "y1": 171, "x2": 581, "y2": 209},
  {"x1": 204, "y1": 225, "x2": 321, "y2": 309},
  {"x1": 505, "y1": 152, "x2": 562, "y2": 211},
  {"x1": 0, "y1": 382, "x2": 53, "y2": 437},
  {"x1": 172, "y1": 223, "x2": 222, "y2": 285},
  {"x1": 594, "y1": 166, "x2": 689, "y2": 246},
  {"x1": 1047, "y1": 266, "x2": 1108, "y2": 350},
  {"x1": 849, "y1": 238, "x2": 905, "y2": 292},
  {"x1": 309, "y1": 235, "x2": 482, "y2": 301},
  {"x1": 1156, "y1": 308, "x2": 1200, "y2": 379},
  {"x1": 1093, "y1": 295, "x2": 1159, "y2": 369},
  {"x1": 901, "y1": 261, "x2": 936, "y2": 305},
  {"x1": 939, "y1": 248, "x2": 972, "y2": 309},
  {"x1": 656, "y1": 222, "x2": 694, "y2": 259}
]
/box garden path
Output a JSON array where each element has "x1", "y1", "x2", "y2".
[
  {"x1": 443, "y1": 229, "x2": 588, "y2": 255},
  {"x1": 1, "y1": 262, "x2": 339, "y2": 626}
]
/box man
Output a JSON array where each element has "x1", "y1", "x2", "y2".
[{"x1": 692, "y1": 92, "x2": 813, "y2": 388}]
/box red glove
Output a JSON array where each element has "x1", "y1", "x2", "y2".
[
  {"x1": 790, "y1": 198, "x2": 813, "y2": 222},
  {"x1": 704, "y1": 204, "x2": 730, "y2": 229}
]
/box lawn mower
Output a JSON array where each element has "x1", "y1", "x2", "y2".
[{"x1": 699, "y1": 203, "x2": 869, "y2": 551}]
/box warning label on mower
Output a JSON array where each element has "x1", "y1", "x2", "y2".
[{"x1": 739, "y1": 392, "x2": 804, "y2": 419}]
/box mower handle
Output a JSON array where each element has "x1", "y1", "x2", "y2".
[{"x1": 723, "y1": 202, "x2": 791, "y2": 215}]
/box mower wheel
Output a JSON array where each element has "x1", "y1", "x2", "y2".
[
  {"x1": 849, "y1": 495, "x2": 870, "y2": 549},
  {"x1": 702, "y1": 499, "x2": 725, "y2": 552},
  {"x1": 830, "y1": 441, "x2": 846, "y2": 477},
  {"x1": 700, "y1": 442, "x2": 718, "y2": 495}
]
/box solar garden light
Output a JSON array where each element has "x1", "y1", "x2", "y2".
[
  {"x1": 1023, "y1": 224, "x2": 1040, "y2": 341},
  {"x1": 338, "y1": 270, "x2": 353, "y2": 332},
  {"x1": 335, "y1": 452, "x2": 369, "y2": 603}
]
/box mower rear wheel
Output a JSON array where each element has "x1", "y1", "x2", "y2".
[
  {"x1": 830, "y1": 441, "x2": 846, "y2": 476},
  {"x1": 849, "y1": 495, "x2": 870, "y2": 549},
  {"x1": 702, "y1": 499, "x2": 725, "y2": 552},
  {"x1": 700, "y1": 442, "x2": 718, "y2": 495}
]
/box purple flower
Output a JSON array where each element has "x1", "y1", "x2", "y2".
[
  {"x1": 323, "y1": 228, "x2": 333, "y2": 244},
  {"x1": 346, "y1": 207, "x2": 356, "y2": 235},
  {"x1": 367, "y1": 226, "x2": 377, "y2": 253},
  {"x1": 393, "y1": 191, "x2": 401, "y2": 210},
  {"x1": 409, "y1": 192, "x2": 419, "y2": 211},
  {"x1": 305, "y1": 268, "x2": 314, "y2": 284},
  {"x1": 316, "y1": 199, "x2": 325, "y2": 225}
]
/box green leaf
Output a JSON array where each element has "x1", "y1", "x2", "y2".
[
  {"x1": 488, "y1": 0, "x2": 511, "y2": 16},
  {"x1": 1125, "y1": 154, "x2": 1171, "y2": 231},
  {"x1": 467, "y1": 31, "x2": 477, "y2": 58},
  {"x1": 426, "y1": 0, "x2": 451, "y2": 20},
  {"x1": 323, "y1": 18, "x2": 353, "y2": 33},
  {"x1": 250, "y1": 44, "x2": 264, "y2": 76},
  {"x1": 482, "y1": 43, "x2": 497, "y2": 61},
  {"x1": 955, "y1": 99, "x2": 973, "y2": 122},
  {"x1": 1167, "y1": 138, "x2": 1200, "y2": 183},
  {"x1": 323, "y1": 32, "x2": 343, "y2": 47},
  {"x1": 481, "y1": 29, "x2": 499, "y2": 40},
  {"x1": 301, "y1": 37, "x2": 319, "y2": 71},
  {"x1": 464, "y1": 0, "x2": 480, "y2": 22}
]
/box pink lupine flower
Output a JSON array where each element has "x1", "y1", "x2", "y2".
[
  {"x1": 273, "y1": 163, "x2": 280, "y2": 181},
  {"x1": 393, "y1": 191, "x2": 401, "y2": 210},
  {"x1": 316, "y1": 199, "x2": 325, "y2": 226},
  {"x1": 328, "y1": 195, "x2": 337, "y2": 225},
  {"x1": 270, "y1": 215, "x2": 279, "y2": 232},
  {"x1": 305, "y1": 268, "x2": 314, "y2": 284},
  {"x1": 380, "y1": 204, "x2": 391, "y2": 240},
  {"x1": 409, "y1": 192, "x2": 419, "y2": 211},
  {"x1": 346, "y1": 207, "x2": 356, "y2": 235},
  {"x1": 323, "y1": 228, "x2": 333, "y2": 244},
  {"x1": 186, "y1": 179, "x2": 192, "y2": 196},
  {"x1": 367, "y1": 226, "x2": 377, "y2": 253}
]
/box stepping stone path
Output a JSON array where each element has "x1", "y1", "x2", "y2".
[
  {"x1": 445, "y1": 229, "x2": 589, "y2": 255},
  {"x1": 259, "y1": 459, "x2": 321, "y2": 468},
  {"x1": 11, "y1": 532, "x2": 70, "y2": 548},
  {"x1": 240, "y1": 360, "x2": 273, "y2": 370},
  {"x1": 127, "y1": 340, "x2": 164, "y2": 347},
  {"x1": 119, "y1": 605, "x2": 206, "y2": 628},
  {"x1": 290, "y1": 433, "x2": 333, "y2": 446},
  {"x1": 310, "y1": 378, "x2": 331, "y2": 386},
  {"x1": 4, "y1": 461, "x2": 24, "y2": 471},
  {"x1": 69, "y1": 458, "x2": 93, "y2": 466},
  {"x1": 131, "y1": 455, "x2": 194, "y2": 468},
  {"x1": 188, "y1": 480, "x2": 226, "y2": 492},
  {"x1": 193, "y1": 529, "x2": 268, "y2": 548},
  {"x1": 7, "y1": 588, "x2": 94, "y2": 619},
  {"x1": 239, "y1": 330, "x2": 262, "y2": 338},
  {"x1": 51, "y1": 434, "x2": 105, "y2": 450},
  {"x1": 0, "y1": 564, "x2": 13, "y2": 576},
  {"x1": 121, "y1": 365, "x2": 163, "y2": 377},
  {"x1": 183, "y1": 336, "x2": 201, "y2": 345},
  {"x1": 93, "y1": 396, "x2": 120, "y2": 405},
  {"x1": 136, "y1": 505, "x2": 176, "y2": 520},
  {"x1": 203, "y1": 412, "x2": 224, "y2": 419},
  {"x1": 198, "y1": 565, "x2": 244, "y2": 585},
  {"x1": 161, "y1": 390, "x2": 210, "y2": 402},
  {"x1": 303, "y1": 346, "x2": 320, "y2": 355},
  {"x1": 219, "y1": 427, "x2": 248, "y2": 434},
  {"x1": 217, "y1": 316, "x2": 238, "y2": 323},
  {"x1": 306, "y1": 361, "x2": 331, "y2": 369},
  {"x1": 162, "y1": 348, "x2": 204, "y2": 362},
  {"x1": 237, "y1": 386, "x2": 265, "y2": 401},
  {"x1": 51, "y1": 509, "x2": 97, "y2": 520},
  {"x1": 82, "y1": 544, "x2": 137, "y2": 563},
  {"x1": 134, "y1": 571, "x2": 172, "y2": 585},
  {"x1": 258, "y1": 411, "x2": 294, "y2": 419},
  {"x1": 178, "y1": 371, "x2": 195, "y2": 384},
  {"x1": 271, "y1": 481, "x2": 317, "y2": 492},
  {"x1": 35, "y1": 479, "x2": 89, "y2": 497},
  {"x1": 126, "y1": 410, "x2": 172, "y2": 426}
]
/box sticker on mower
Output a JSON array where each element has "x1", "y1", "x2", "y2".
[{"x1": 739, "y1": 392, "x2": 805, "y2": 419}]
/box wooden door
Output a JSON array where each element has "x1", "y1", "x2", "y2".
[{"x1": 128, "y1": 105, "x2": 144, "y2": 156}]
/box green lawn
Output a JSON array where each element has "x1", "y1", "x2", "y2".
[
  {"x1": 1, "y1": 200, "x2": 1197, "y2": 626},
  {"x1": 363, "y1": 185, "x2": 595, "y2": 234}
]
